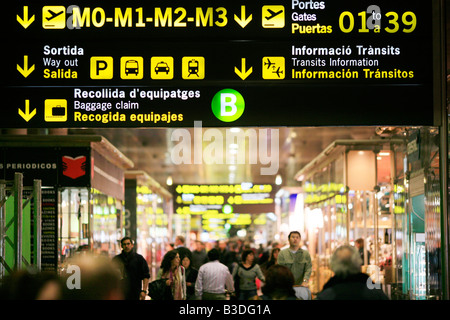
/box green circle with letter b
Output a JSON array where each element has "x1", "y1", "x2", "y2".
[{"x1": 211, "y1": 89, "x2": 245, "y2": 122}]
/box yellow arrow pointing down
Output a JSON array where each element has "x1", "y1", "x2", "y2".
[
  {"x1": 18, "y1": 100, "x2": 36, "y2": 122},
  {"x1": 17, "y1": 6, "x2": 35, "y2": 29},
  {"x1": 234, "y1": 58, "x2": 253, "y2": 80},
  {"x1": 234, "y1": 6, "x2": 252, "y2": 28},
  {"x1": 17, "y1": 55, "x2": 35, "y2": 78}
]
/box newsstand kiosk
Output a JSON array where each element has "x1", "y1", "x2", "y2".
[{"x1": 0, "y1": 135, "x2": 134, "y2": 273}]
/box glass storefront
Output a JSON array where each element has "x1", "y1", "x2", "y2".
[
  {"x1": 59, "y1": 187, "x2": 124, "y2": 265},
  {"x1": 135, "y1": 184, "x2": 171, "y2": 279},
  {"x1": 296, "y1": 129, "x2": 444, "y2": 299},
  {"x1": 92, "y1": 189, "x2": 123, "y2": 256},
  {"x1": 124, "y1": 171, "x2": 173, "y2": 280}
]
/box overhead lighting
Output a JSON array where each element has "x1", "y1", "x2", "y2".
[
  {"x1": 237, "y1": 229, "x2": 247, "y2": 237},
  {"x1": 275, "y1": 174, "x2": 282, "y2": 185},
  {"x1": 378, "y1": 152, "x2": 390, "y2": 156},
  {"x1": 230, "y1": 128, "x2": 241, "y2": 133},
  {"x1": 166, "y1": 175, "x2": 173, "y2": 186},
  {"x1": 222, "y1": 204, "x2": 234, "y2": 214},
  {"x1": 229, "y1": 165, "x2": 236, "y2": 171}
]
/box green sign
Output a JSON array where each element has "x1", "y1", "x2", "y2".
[{"x1": 211, "y1": 89, "x2": 245, "y2": 122}]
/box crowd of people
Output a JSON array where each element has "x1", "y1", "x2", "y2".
[{"x1": 0, "y1": 232, "x2": 388, "y2": 300}]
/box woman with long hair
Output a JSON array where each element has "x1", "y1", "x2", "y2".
[
  {"x1": 156, "y1": 249, "x2": 186, "y2": 300},
  {"x1": 232, "y1": 249, "x2": 265, "y2": 300},
  {"x1": 178, "y1": 249, "x2": 198, "y2": 300},
  {"x1": 260, "y1": 247, "x2": 280, "y2": 276}
]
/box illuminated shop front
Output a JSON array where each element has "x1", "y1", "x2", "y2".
[
  {"x1": 0, "y1": 135, "x2": 134, "y2": 272},
  {"x1": 295, "y1": 132, "x2": 444, "y2": 300},
  {"x1": 125, "y1": 170, "x2": 173, "y2": 280}
]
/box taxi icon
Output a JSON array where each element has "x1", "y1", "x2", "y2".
[
  {"x1": 155, "y1": 61, "x2": 170, "y2": 74},
  {"x1": 151, "y1": 57, "x2": 173, "y2": 79}
]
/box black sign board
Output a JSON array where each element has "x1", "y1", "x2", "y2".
[
  {"x1": 40, "y1": 187, "x2": 58, "y2": 272},
  {"x1": 0, "y1": 147, "x2": 90, "y2": 187},
  {"x1": 173, "y1": 183, "x2": 276, "y2": 235},
  {"x1": 173, "y1": 183, "x2": 276, "y2": 215},
  {"x1": 0, "y1": 0, "x2": 441, "y2": 127}
]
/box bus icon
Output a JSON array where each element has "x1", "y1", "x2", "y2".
[
  {"x1": 120, "y1": 57, "x2": 143, "y2": 79},
  {"x1": 125, "y1": 60, "x2": 139, "y2": 75}
]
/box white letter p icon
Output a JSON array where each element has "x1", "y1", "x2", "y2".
[{"x1": 220, "y1": 93, "x2": 237, "y2": 117}]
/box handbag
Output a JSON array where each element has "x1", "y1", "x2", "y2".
[{"x1": 148, "y1": 279, "x2": 170, "y2": 300}]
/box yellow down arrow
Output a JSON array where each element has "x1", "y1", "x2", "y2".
[
  {"x1": 17, "y1": 6, "x2": 35, "y2": 29},
  {"x1": 234, "y1": 6, "x2": 252, "y2": 28},
  {"x1": 17, "y1": 55, "x2": 35, "y2": 78},
  {"x1": 18, "y1": 100, "x2": 36, "y2": 122},
  {"x1": 234, "y1": 58, "x2": 253, "y2": 80}
]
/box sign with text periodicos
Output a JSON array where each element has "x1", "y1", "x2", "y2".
[{"x1": 1, "y1": 0, "x2": 441, "y2": 128}]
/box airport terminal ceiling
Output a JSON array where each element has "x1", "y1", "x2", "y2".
[{"x1": 69, "y1": 126, "x2": 379, "y2": 186}]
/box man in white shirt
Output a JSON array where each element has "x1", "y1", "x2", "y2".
[{"x1": 195, "y1": 248, "x2": 234, "y2": 300}]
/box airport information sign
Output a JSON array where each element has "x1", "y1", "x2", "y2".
[
  {"x1": 0, "y1": 0, "x2": 439, "y2": 128},
  {"x1": 173, "y1": 183, "x2": 276, "y2": 235}
]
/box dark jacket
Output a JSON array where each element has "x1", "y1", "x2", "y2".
[
  {"x1": 316, "y1": 273, "x2": 389, "y2": 300},
  {"x1": 191, "y1": 249, "x2": 208, "y2": 270},
  {"x1": 113, "y1": 251, "x2": 150, "y2": 300},
  {"x1": 359, "y1": 247, "x2": 371, "y2": 265},
  {"x1": 185, "y1": 266, "x2": 198, "y2": 300}
]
